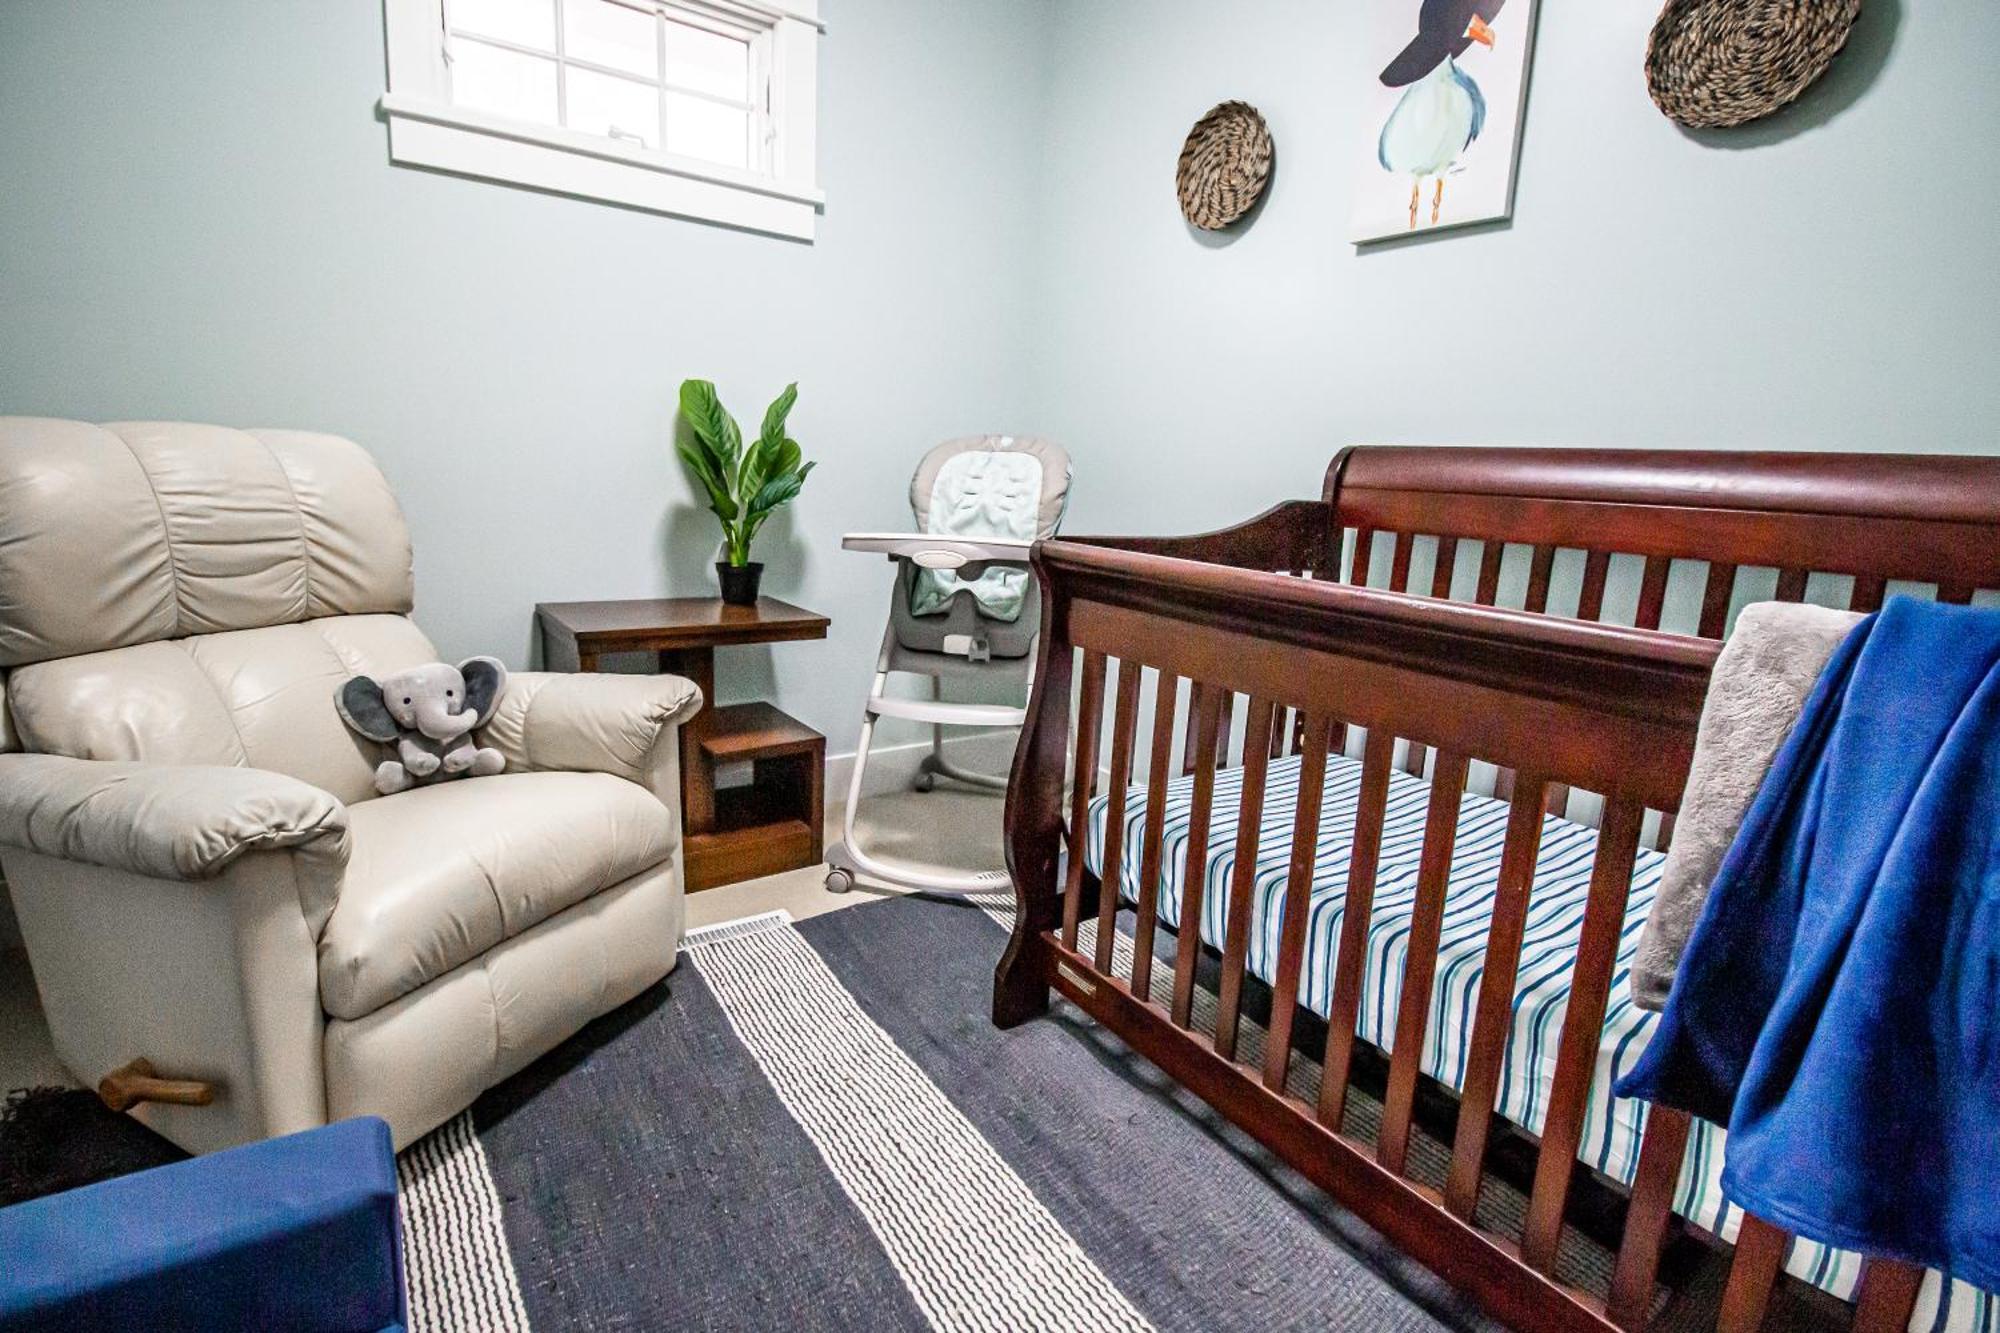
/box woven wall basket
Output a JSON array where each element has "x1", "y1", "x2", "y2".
[
  {"x1": 1176, "y1": 101, "x2": 1273, "y2": 230},
  {"x1": 1646, "y1": 0, "x2": 1863, "y2": 129}
]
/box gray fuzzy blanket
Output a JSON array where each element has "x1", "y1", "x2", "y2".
[{"x1": 1630, "y1": 600, "x2": 1864, "y2": 1011}]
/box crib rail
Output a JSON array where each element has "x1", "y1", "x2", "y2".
[{"x1": 996, "y1": 536, "x2": 1929, "y2": 1333}]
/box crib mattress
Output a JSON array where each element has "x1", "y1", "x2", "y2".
[{"x1": 1083, "y1": 749, "x2": 1994, "y2": 1324}]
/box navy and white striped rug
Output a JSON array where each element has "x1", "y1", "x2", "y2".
[{"x1": 397, "y1": 894, "x2": 1492, "y2": 1332}]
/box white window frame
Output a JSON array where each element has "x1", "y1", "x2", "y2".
[{"x1": 381, "y1": 0, "x2": 822, "y2": 240}]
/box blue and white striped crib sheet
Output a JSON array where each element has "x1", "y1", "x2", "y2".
[{"x1": 1083, "y1": 749, "x2": 1997, "y2": 1330}]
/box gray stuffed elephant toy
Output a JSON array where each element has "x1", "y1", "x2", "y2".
[{"x1": 335, "y1": 657, "x2": 509, "y2": 795}]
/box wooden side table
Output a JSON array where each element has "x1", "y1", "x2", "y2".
[{"x1": 535, "y1": 597, "x2": 831, "y2": 892}]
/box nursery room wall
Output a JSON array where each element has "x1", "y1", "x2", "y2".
[
  {"x1": 0, "y1": 0, "x2": 1054, "y2": 748},
  {"x1": 1029, "y1": 0, "x2": 2000, "y2": 540}
]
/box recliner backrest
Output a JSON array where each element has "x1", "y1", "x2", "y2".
[{"x1": 0, "y1": 419, "x2": 436, "y2": 803}]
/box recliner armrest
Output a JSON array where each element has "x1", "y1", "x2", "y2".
[
  {"x1": 482, "y1": 671, "x2": 703, "y2": 792},
  {"x1": 0, "y1": 753, "x2": 348, "y2": 885}
]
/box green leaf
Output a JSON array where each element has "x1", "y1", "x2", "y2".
[
  {"x1": 678, "y1": 380, "x2": 727, "y2": 458},
  {"x1": 679, "y1": 378, "x2": 744, "y2": 482},
  {"x1": 676, "y1": 439, "x2": 738, "y2": 521},
  {"x1": 769, "y1": 437, "x2": 802, "y2": 480},
  {"x1": 736, "y1": 433, "x2": 776, "y2": 505},
  {"x1": 745, "y1": 460, "x2": 813, "y2": 518},
  {"x1": 719, "y1": 409, "x2": 743, "y2": 474},
  {"x1": 758, "y1": 382, "x2": 797, "y2": 450}
]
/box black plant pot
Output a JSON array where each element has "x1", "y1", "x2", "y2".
[{"x1": 716, "y1": 561, "x2": 764, "y2": 606}]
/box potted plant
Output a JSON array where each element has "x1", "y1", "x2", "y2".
[{"x1": 676, "y1": 378, "x2": 816, "y2": 605}]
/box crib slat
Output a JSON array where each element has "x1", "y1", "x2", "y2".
[
  {"x1": 1404, "y1": 745, "x2": 1431, "y2": 782},
  {"x1": 1349, "y1": 527, "x2": 1376, "y2": 584},
  {"x1": 1399, "y1": 736, "x2": 1428, "y2": 777},
  {"x1": 1520, "y1": 799, "x2": 1645, "y2": 1272},
  {"x1": 1430, "y1": 535, "x2": 1459, "y2": 599},
  {"x1": 1698, "y1": 562, "x2": 1737, "y2": 639},
  {"x1": 1938, "y1": 581, "x2": 1974, "y2": 605},
  {"x1": 1269, "y1": 704, "x2": 1289, "y2": 759},
  {"x1": 1635, "y1": 557, "x2": 1671, "y2": 631},
  {"x1": 1578, "y1": 548, "x2": 1612, "y2": 623},
  {"x1": 1492, "y1": 765, "x2": 1517, "y2": 804},
  {"x1": 1405, "y1": 534, "x2": 1461, "y2": 780},
  {"x1": 1774, "y1": 566, "x2": 1809, "y2": 604},
  {"x1": 1214, "y1": 696, "x2": 1277, "y2": 1062},
  {"x1": 1474, "y1": 540, "x2": 1504, "y2": 605},
  {"x1": 1262, "y1": 716, "x2": 1334, "y2": 1093},
  {"x1": 1378, "y1": 750, "x2": 1470, "y2": 1177},
  {"x1": 1130, "y1": 671, "x2": 1180, "y2": 1003},
  {"x1": 1851, "y1": 1258, "x2": 1925, "y2": 1333},
  {"x1": 1170, "y1": 685, "x2": 1227, "y2": 1029},
  {"x1": 1388, "y1": 531, "x2": 1414, "y2": 592},
  {"x1": 1605, "y1": 1106, "x2": 1692, "y2": 1330},
  {"x1": 1655, "y1": 810, "x2": 1677, "y2": 852},
  {"x1": 1523, "y1": 544, "x2": 1556, "y2": 615},
  {"x1": 1093, "y1": 661, "x2": 1144, "y2": 973},
  {"x1": 1318, "y1": 730, "x2": 1394, "y2": 1131},
  {"x1": 1443, "y1": 779, "x2": 1548, "y2": 1218},
  {"x1": 1851, "y1": 572, "x2": 1888, "y2": 613},
  {"x1": 1716, "y1": 1214, "x2": 1789, "y2": 1333},
  {"x1": 1061, "y1": 651, "x2": 1108, "y2": 951},
  {"x1": 1180, "y1": 683, "x2": 1203, "y2": 777}
]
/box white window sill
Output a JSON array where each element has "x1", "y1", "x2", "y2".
[{"x1": 380, "y1": 94, "x2": 824, "y2": 240}]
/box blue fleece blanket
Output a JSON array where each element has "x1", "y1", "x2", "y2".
[{"x1": 1616, "y1": 597, "x2": 2000, "y2": 1292}]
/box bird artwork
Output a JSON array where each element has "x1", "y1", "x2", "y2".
[{"x1": 1377, "y1": 0, "x2": 1506, "y2": 230}]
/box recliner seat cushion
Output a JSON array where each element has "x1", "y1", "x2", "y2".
[{"x1": 318, "y1": 771, "x2": 675, "y2": 1019}]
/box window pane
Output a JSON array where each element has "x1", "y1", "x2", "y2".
[
  {"x1": 451, "y1": 39, "x2": 559, "y2": 125},
  {"x1": 566, "y1": 67, "x2": 660, "y2": 149},
  {"x1": 665, "y1": 91, "x2": 748, "y2": 168},
  {"x1": 664, "y1": 20, "x2": 748, "y2": 102},
  {"x1": 451, "y1": 0, "x2": 554, "y2": 51},
  {"x1": 563, "y1": 0, "x2": 658, "y2": 79}
]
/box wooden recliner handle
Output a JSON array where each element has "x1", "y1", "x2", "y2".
[{"x1": 97, "y1": 1059, "x2": 216, "y2": 1113}]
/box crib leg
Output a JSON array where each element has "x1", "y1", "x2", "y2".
[
  {"x1": 993, "y1": 868, "x2": 1073, "y2": 1026},
  {"x1": 991, "y1": 940, "x2": 1052, "y2": 1028}
]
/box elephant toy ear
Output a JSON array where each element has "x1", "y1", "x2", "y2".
[
  {"x1": 336, "y1": 676, "x2": 401, "y2": 743},
  {"x1": 459, "y1": 656, "x2": 508, "y2": 728}
]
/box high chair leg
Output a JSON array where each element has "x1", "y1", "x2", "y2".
[{"x1": 825, "y1": 670, "x2": 1014, "y2": 897}]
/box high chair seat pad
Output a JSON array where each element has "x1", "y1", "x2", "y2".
[{"x1": 907, "y1": 435, "x2": 1070, "y2": 623}]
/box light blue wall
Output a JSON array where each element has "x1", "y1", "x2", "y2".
[
  {"x1": 0, "y1": 0, "x2": 1054, "y2": 749},
  {"x1": 1029, "y1": 0, "x2": 1999, "y2": 540},
  {"x1": 3, "y1": 0, "x2": 1994, "y2": 738}
]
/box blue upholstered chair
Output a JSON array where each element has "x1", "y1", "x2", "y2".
[{"x1": 0, "y1": 1116, "x2": 405, "y2": 1332}]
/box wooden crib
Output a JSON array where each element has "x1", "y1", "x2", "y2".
[{"x1": 994, "y1": 447, "x2": 2000, "y2": 1333}]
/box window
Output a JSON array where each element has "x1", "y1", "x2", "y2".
[{"x1": 382, "y1": 0, "x2": 822, "y2": 239}]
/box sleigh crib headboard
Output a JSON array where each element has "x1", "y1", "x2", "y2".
[{"x1": 1323, "y1": 446, "x2": 2000, "y2": 627}]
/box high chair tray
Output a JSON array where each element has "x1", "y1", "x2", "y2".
[{"x1": 840, "y1": 532, "x2": 1034, "y2": 563}]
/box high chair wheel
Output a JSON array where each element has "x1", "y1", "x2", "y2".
[
  {"x1": 825, "y1": 868, "x2": 854, "y2": 894},
  {"x1": 913, "y1": 771, "x2": 937, "y2": 793}
]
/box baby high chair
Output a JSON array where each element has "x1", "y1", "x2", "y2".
[{"x1": 824, "y1": 435, "x2": 1071, "y2": 895}]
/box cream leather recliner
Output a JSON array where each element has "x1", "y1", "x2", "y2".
[{"x1": 0, "y1": 419, "x2": 700, "y2": 1153}]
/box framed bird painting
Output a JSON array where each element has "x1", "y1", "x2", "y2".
[{"x1": 1349, "y1": 0, "x2": 1540, "y2": 244}]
